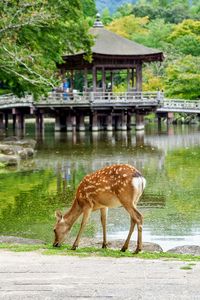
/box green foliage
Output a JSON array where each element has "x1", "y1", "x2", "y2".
[
  {"x1": 0, "y1": 0, "x2": 93, "y2": 98},
  {"x1": 168, "y1": 19, "x2": 200, "y2": 56},
  {"x1": 82, "y1": 0, "x2": 96, "y2": 17},
  {"x1": 165, "y1": 55, "x2": 200, "y2": 99},
  {"x1": 107, "y1": 15, "x2": 148, "y2": 39},
  {"x1": 101, "y1": 8, "x2": 113, "y2": 25}
]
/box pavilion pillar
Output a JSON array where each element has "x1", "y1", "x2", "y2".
[
  {"x1": 136, "y1": 63, "x2": 142, "y2": 92},
  {"x1": 102, "y1": 67, "x2": 106, "y2": 93},
  {"x1": 84, "y1": 68, "x2": 88, "y2": 91},
  {"x1": 127, "y1": 69, "x2": 131, "y2": 91},
  {"x1": 15, "y1": 113, "x2": 25, "y2": 130},
  {"x1": 91, "y1": 111, "x2": 99, "y2": 131},
  {"x1": 70, "y1": 70, "x2": 74, "y2": 91},
  {"x1": 135, "y1": 112, "x2": 145, "y2": 131},
  {"x1": 92, "y1": 66, "x2": 97, "y2": 92},
  {"x1": 110, "y1": 71, "x2": 114, "y2": 91},
  {"x1": 131, "y1": 68, "x2": 135, "y2": 88},
  {"x1": 106, "y1": 113, "x2": 113, "y2": 131}
]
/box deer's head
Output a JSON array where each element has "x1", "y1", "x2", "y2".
[{"x1": 53, "y1": 210, "x2": 70, "y2": 247}]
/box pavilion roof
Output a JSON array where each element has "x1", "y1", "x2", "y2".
[
  {"x1": 63, "y1": 26, "x2": 163, "y2": 63},
  {"x1": 89, "y1": 27, "x2": 163, "y2": 58}
]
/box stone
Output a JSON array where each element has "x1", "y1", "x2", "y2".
[
  {"x1": 68, "y1": 237, "x2": 163, "y2": 252},
  {"x1": 0, "y1": 144, "x2": 15, "y2": 155},
  {"x1": 3, "y1": 138, "x2": 36, "y2": 149},
  {"x1": 0, "y1": 154, "x2": 18, "y2": 166},
  {"x1": 0, "y1": 236, "x2": 45, "y2": 245},
  {"x1": 167, "y1": 245, "x2": 200, "y2": 256}
]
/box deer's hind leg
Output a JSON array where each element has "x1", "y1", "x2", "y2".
[
  {"x1": 120, "y1": 187, "x2": 143, "y2": 253},
  {"x1": 121, "y1": 218, "x2": 136, "y2": 252},
  {"x1": 100, "y1": 207, "x2": 108, "y2": 248}
]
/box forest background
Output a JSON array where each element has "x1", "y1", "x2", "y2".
[{"x1": 0, "y1": 0, "x2": 199, "y2": 100}]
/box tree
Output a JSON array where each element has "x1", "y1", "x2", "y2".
[
  {"x1": 101, "y1": 8, "x2": 113, "y2": 25},
  {"x1": 106, "y1": 15, "x2": 148, "y2": 39},
  {"x1": 165, "y1": 55, "x2": 200, "y2": 99},
  {"x1": 0, "y1": 0, "x2": 93, "y2": 98},
  {"x1": 168, "y1": 19, "x2": 200, "y2": 56},
  {"x1": 82, "y1": 0, "x2": 96, "y2": 17}
]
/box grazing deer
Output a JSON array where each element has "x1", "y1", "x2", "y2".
[{"x1": 53, "y1": 164, "x2": 146, "y2": 253}]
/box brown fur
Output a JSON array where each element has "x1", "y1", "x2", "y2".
[{"x1": 53, "y1": 164, "x2": 146, "y2": 253}]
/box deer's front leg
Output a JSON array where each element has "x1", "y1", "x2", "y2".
[
  {"x1": 100, "y1": 207, "x2": 108, "y2": 248},
  {"x1": 71, "y1": 207, "x2": 92, "y2": 250}
]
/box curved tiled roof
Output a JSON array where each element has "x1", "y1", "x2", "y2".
[{"x1": 90, "y1": 27, "x2": 163, "y2": 57}]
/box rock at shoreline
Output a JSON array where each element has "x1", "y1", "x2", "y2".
[
  {"x1": 0, "y1": 236, "x2": 45, "y2": 245},
  {"x1": 167, "y1": 245, "x2": 200, "y2": 256},
  {"x1": 0, "y1": 138, "x2": 36, "y2": 166},
  {"x1": 3, "y1": 138, "x2": 36, "y2": 149},
  {"x1": 0, "y1": 154, "x2": 19, "y2": 166}
]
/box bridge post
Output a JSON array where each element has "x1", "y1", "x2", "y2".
[
  {"x1": 77, "y1": 114, "x2": 85, "y2": 131},
  {"x1": 4, "y1": 113, "x2": 9, "y2": 130},
  {"x1": 91, "y1": 111, "x2": 99, "y2": 131},
  {"x1": 106, "y1": 113, "x2": 113, "y2": 131},
  {"x1": 135, "y1": 112, "x2": 145, "y2": 131},
  {"x1": 116, "y1": 114, "x2": 122, "y2": 130},
  {"x1": 167, "y1": 112, "x2": 174, "y2": 125},
  {"x1": 121, "y1": 111, "x2": 127, "y2": 131},
  {"x1": 66, "y1": 112, "x2": 73, "y2": 131},
  {"x1": 36, "y1": 112, "x2": 44, "y2": 132},
  {"x1": 127, "y1": 112, "x2": 132, "y2": 130},
  {"x1": 0, "y1": 113, "x2": 4, "y2": 129}
]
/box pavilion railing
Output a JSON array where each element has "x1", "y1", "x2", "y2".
[{"x1": 41, "y1": 91, "x2": 160, "y2": 104}]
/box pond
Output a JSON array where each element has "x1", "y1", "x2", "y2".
[{"x1": 0, "y1": 122, "x2": 200, "y2": 251}]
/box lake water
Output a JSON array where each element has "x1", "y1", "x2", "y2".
[{"x1": 0, "y1": 122, "x2": 200, "y2": 251}]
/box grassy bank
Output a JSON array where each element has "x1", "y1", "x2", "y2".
[{"x1": 0, "y1": 243, "x2": 200, "y2": 262}]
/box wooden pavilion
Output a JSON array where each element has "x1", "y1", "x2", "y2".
[{"x1": 59, "y1": 14, "x2": 163, "y2": 94}]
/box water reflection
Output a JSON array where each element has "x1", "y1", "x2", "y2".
[{"x1": 0, "y1": 124, "x2": 200, "y2": 250}]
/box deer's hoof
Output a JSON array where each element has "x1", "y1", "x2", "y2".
[
  {"x1": 120, "y1": 246, "x2": 127, "y2": 252},
  {"x1": 133, "y1": 248, "x2": 142, "y2": 254},
  {"x1": 71, "y1": 245, "x2": 77, "y2": 250}
]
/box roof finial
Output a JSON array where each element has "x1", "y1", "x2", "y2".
[{"x1": 93, "y1": 13, "x2": 104, "y2": 28}]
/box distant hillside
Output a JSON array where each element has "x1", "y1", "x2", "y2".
[{"x1": 96, "y1": 0, "x2": 136, "y2": 13}]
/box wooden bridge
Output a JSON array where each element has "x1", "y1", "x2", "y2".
[{"x1": 0, "y1": 92, "x2": 199, "y2": 132}]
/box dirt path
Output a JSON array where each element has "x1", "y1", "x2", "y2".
[{"x1": 0, "y1": 250, "x2": 199, "y2": 300}]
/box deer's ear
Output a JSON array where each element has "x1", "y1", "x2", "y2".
[{"x1": 55, "y1": 210, "x2": 62, "y2": 222}]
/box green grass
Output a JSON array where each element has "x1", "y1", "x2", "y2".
[{"x1": 0, "y1": 243, "x2": 200, "y2": 261}]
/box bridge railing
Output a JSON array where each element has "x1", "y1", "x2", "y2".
[{"x1": 162, "y1": 99, "x2": 200, "y2": 110}]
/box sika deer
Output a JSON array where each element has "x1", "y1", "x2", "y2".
[{"x1": 53, "y1": 164, "x2": 146, "y2": 253}]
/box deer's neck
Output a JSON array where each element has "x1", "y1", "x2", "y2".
[{"x1": 64, "y1": 199, "x2": 82, "y2": 228}]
